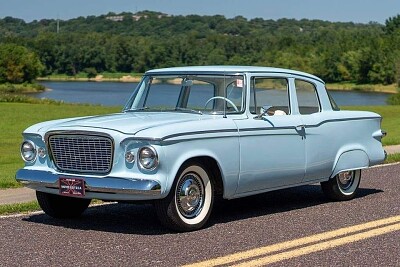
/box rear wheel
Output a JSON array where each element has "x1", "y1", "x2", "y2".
[
  {"x1": 321, "y1": 170, "x2": 361, "y2": 201},
  {"x1": 36, "y1": 191, "x2": 91, "y2": 218},
  {"x1": 154, "y1": 163, "x2": 214, "y2": 232}
]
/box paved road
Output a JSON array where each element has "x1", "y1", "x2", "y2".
[{"x1": 1, "y1": 163, "x2": 399, "y2": 266}]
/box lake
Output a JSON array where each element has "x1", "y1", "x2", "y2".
[{"x1": 36, "y1": 81, "x2": 390, "y2": 107}]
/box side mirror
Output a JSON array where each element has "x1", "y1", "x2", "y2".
[{"x1": 254, "y1": 105, "x2": 272, "y2": 119}]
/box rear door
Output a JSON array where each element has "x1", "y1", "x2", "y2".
[{"x1": 295, "y1": 79, "x2": 335, "y2": 182}]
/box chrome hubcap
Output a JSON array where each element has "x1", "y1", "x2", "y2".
[
  {"x1": 337, "y1": 171, "x2": 354, "y2": 190},
  {"x1": 176, "y1": 173, "x2": 204, "y2": 218}
]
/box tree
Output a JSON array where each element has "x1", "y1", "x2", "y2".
[
  {"x1": 0, "y1": 43, "x2": 43, "y2": 83},
  {"x1": 385, "y1": 14, "x2": 400, "y2": 34},
  {"x1": 84, "y1": 67, "x2": 97, "y2": 78},
  {"x1": 0, "y1": 13, "x2": 393, "y2": 84}
]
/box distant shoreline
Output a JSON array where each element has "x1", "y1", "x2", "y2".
[
  {"x1": 326, "y1": 82, "x2": 398, "y2": 94},
  {"x1": 37, "y1": 75, "x2": 398, "y2": 94},
  {"x1": 37, "y1": 74, "x2": 142, "y2": 83}
]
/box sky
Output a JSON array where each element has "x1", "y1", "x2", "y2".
[{"x1": 0, "y1": 0, "x2": 399, "y2": 24}]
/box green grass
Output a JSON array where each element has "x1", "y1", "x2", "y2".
[
  {"x1": 0, "y1": 201, "x2": 40, "y2": 215},
  {"x1": 0, "y1": 102, "x2": 121, "y2": 188},
  {"x1": 385, "y1": 153, "x2": 400, "y2": 164},
  {"x1": 345, "y1": 106, "x2": 400, "y2": 146}
]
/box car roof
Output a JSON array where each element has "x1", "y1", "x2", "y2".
[{"x1": 145, "y1": 66, "x2": 324, "y2": 83}]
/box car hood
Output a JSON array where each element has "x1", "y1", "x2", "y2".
[{"x1": 38, "y1": 112, "x2": 206, "y2": 135}]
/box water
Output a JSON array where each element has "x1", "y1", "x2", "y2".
[
  {"x1": 36, "y1": 81, "x2": 390, "y2": 107},
  {"x1": 37, "y1": 81, "x2": 137, "y2": 106},
  {"x1": 329, "y1": 90, "x2": 389, "y2": 106}
]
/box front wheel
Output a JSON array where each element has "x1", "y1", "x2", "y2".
[
  {"x1": 36, "y1": 191, "x2": 91, "y2": 218},
  {"x1": 154, "y1": 163, "x2": 214, "y2": 232},
  {"x1": 321, "y1": 170, "x2": 361, "y2": 201}
]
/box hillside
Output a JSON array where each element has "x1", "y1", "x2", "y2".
[{"x1": 0, "y1": 11, "x2": 399, "y2": 84}]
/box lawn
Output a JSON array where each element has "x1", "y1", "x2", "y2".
[
  {"x1": 0, "y1": 103, "x2": 398, "y2": 189},
  {"x1": 345, "y1": 106, "x2": 400, "y2": 146},
  {"x1": 0, "y1": 102, "x2": 120, "y2": 188}
]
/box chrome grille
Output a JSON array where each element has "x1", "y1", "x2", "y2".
[{"x1": 48, "y1": 134, "x2": 113, "y2": 174}]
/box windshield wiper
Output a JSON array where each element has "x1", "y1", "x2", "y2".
[
  {"x1": 125, "y1": 107, "x2": 149, "y2": 112},
  {"x1": 175, "y1": 107, "x2": 203, "y2": 115}
]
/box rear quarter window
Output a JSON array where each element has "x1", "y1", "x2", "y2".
[{"x1": 295, "y1": 79, "x2": 320, "y2": 115}]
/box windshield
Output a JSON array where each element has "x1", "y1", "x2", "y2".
[{"x1": 124, "y1": 74, "x2": 245, "y2": 115}]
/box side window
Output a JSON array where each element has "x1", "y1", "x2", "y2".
[
  {"x1": 295, "y1": 80, "x2": 320, "y2": 114},
  {"x1": 327, "y1": 89, "x2": 340, "y2": 111},
  {"x1": 250, "y1": 77, "x2": 289, "y2": 115}
]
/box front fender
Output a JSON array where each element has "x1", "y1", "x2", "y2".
[
  {"x1": 163, "y1": 138, "x2": 240, "y2": 199},
  {"x1": 331, "y1": 149, "x2": 370, "y2": 178}
]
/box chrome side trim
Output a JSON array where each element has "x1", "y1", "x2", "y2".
[
  {"x1": 161, "y1": 128, "x2": 238, "y2": 141},
  {"x1": 121, "y1": 117, "x2": 380, "y2": 144},
  {"x1": 16, "y1": 169, "x2": 161, "y2": 196},
  {"x1": 304, "y1": 116, "x2": 381, "y2": 128}
]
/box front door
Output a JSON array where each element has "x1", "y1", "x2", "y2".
[{"x1": 235, "y1": 76, "x2": 306, "y2": 194}]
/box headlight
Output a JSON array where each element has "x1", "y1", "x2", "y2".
[
  {"x1": 138, "y1": 146, "x2": 158, "y2": 170},
  {"x1": 21, "y1": 141, "x2": 37, "y2": 162}
]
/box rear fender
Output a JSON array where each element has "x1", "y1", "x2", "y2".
[{"x1": 331, "y1": 150, "x2": 369, "y2": 178}]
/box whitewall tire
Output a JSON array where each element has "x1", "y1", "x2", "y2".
[
  {"x1": 321, "y1": 170, "x2": 361, "y2": 201},
  {"x1": 154, "y1": 162, "x2": 214, "y2": 232}
]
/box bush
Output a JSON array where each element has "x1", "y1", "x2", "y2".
[
  {"x1": 84, "y1": 67, "x2": 98, "y2": 79},
  {"x1": 0, "y1": 82, "x2": 45, "y2": 93},
  {"x1": 0, "y1": 94, "x2": 63, "y2": 104},
  {"x1": 387, "y1": 93, "x2": 400, "y2": 105}
]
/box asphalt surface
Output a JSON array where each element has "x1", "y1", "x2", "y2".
[{"x1": 0, "y1": 163, "x2": 399, "y2": 266}]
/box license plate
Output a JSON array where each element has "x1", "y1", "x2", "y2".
[{"x1": 59, "y1": 178, "x2": 85, "y2": 197}]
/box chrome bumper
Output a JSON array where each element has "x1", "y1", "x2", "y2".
[{"x1": 16, "y1": 169, "x2": 162, "y2": 199}]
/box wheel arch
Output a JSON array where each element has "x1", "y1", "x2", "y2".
[
  {"x1": 331, "y1": 149, "x2": 370, "y2": 178},
  {"x1": 167, "y1": 154, "x2": 225, "y2": 197},
  {"x1": 182, "y1": 156, "x2": 224, "y2": 196}
]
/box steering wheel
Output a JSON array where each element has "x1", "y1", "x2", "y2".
[{"x1": 204, "y1": 96, "x2": 239, "y2": 112}]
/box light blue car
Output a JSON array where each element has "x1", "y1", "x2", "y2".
[{"x1": 16, "y1": 66, "x2": 387, "y2": 231}]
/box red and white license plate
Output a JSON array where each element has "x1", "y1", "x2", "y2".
[{"x1": 59, "y1": 178, "x2": 85, "y2": 197}]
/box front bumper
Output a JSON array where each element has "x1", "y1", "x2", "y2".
[{"x1": 16, "y1": 169, "x2": 162, "y2": 201}]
